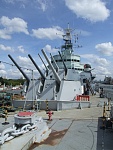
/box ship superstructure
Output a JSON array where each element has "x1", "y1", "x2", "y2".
[
  {"x1": 8, "y1": 25, "x2": 96, "y2": 103},
  {"x1": 52, "y1": 26, "x2": 84, "y2": 71}
]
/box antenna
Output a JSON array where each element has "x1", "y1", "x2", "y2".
[
  {"x1": 68, "y1": 22, "x2": 69, "y2": 29},
  {"x1": 73, "y1": 32, "x2": 82, "y2": 48}
]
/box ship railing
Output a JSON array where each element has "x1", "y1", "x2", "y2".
[{"x1": 75, "y1": 95, "x2": 90, "y2": 101}]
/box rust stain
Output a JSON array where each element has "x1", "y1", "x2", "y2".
[
  {"x1": 29, "y1": 129, "x2": 68, "y2": 149},
  {"x1": 42, "y1": 130, "x2": 46, "y2": 135}
]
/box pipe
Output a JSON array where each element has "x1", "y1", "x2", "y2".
[{"x1": 41, "y1": 49, "x2": 61, "y2": 85}]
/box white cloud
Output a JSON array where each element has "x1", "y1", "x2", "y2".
[
  {"x1": 81, "y1": 53, "x2": 112, "y2": 80},
  {"x1": 76, "y1": 29, "x2": 91, "y2": 36},
  {"x1": 93, "y1": 57, "x2": 109, "y2": 66},
  {"x1": 96, "y1": 66, "x2": 111, "y2": 75},
  {"x1": 0, "y1": 44, "x2": 14, "y2": 52},
  {"x1": 17, "y1": 56, "x2": 36, "y2": 70},
  {"x1": 43, "y1": 44, "x2": 58, "y2": 53},
  {"x1": 7, "y1": 56, "x2": 39, "y2": 79},
  {"x1": 65, "y1": 0, "x2": 110, "y2": 22},
  {"x1": 3, "y1": 0, "x2": 51, "y2": 11},
  {"x1": 0, "y1": 44, "x2": 26, "y2": 53},
  {"x1": 32, "y1": 26, "x2": 63, "y2": 40},
  {"x1": 0, "y1": 16, "x2": 29, "y2": 39},
  {"x1": 0, "y1": 30, "x2": 11, "y2": 39},
  {"x1": 0, "y1": 70, "x2": 7, "y2": 75},
  {"x1": 94, "y1": 66, "x2": 111, "y2": 81},
  {"x1": 3, "y1": 0, "x2": 27, "y2": 4},
  {"x1": 0, "y1": 62, "x2": 7, "y2": 77},
  {"x1": 7, "y1": 68, "x2": 22, "y2": 79},
  {"x1": 3, "y1": 0, "x2": 27, "y2": 8},
  {"x1": 18, "y1": 56, "x2": 31, "y2": 65},
  {"x1": 17, "y1": 56, "x2": 42, "y2": 79},
  {"x1": 81, "y1": 54, "x2": 109, "y2": 66},
  {"x1": 0, "y1": 63, "x2": 5, "y2": 70},
  {"x1": 3, "y1": 0, "x2": 15, "y2": 4},
  {"x1": 37, "y1": 0, "x2": 47, "y2": 12},
  {"x1": 95, "y1": 42, "x2": 113, "y2": 56},
  {"x1": 94, "y1": 68, "x2": 111, "y2": 80},
  {"x1": 8, "y1": 56, "x2": 33, "y2": 78},
  {"x1": 6, "y1": 54, "x2": 41, "y2": 79},
  {"x1": 17, "y1": 46, "x2": 25, "y2": 53}
]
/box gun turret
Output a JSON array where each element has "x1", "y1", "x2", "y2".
[
  {"x1": 41, "y1": 49, "x2": 61, "y2": 85},
  {"x1": 8, "y1": 54, "x2": 30, "y2": 85},
  {"x1": 38, "y1": 53, "x2": 49, "y2": 76},
  {"x1": 50, "y1": 53, "x2": 59, "y2": 72},
  {"x1": 58, "y1": 51, "x2": 67, "y2": 75},
  {"x1": 28, "y1": 54, "x2": 46, "y2": 81}
]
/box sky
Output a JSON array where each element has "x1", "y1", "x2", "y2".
[{"x1": 0, "y1": 0, "x2": 113, "y2": 81}]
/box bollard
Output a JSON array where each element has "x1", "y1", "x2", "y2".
[
  {"x1": 46, "y1": 110, "x2": 54, "y2": 121},
  {"x1": 106, "y1": 118, "x2": 112, "y2": 129}
]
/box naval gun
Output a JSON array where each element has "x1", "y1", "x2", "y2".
[
  {"x1": 41, "y1": 49, "x2": 61, "y2": 86},
  {"x1": 38, "y1": 49, "x2": 61, "y2": 100},
  {"x1": 50, "y1": 53, "x2": 59, "y2": 73},
  {"x1": 38, "y1": 53, "x2": 49, "y2": 76},
  {"x1": 8, "y1": 54, "x2": 30, "y2": 89},
  {"x1": 28, "y1": 54, "x2": 46, "y2": 83},
  {"x1": 28, "y1": 54, "x2": 47, "y2": 97}
]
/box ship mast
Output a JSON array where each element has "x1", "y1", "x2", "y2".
[{"x1": 61, "y1": 23, "x2": 73, "y2": 53}]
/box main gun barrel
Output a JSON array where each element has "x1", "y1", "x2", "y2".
[
  {"x1": 38, "y1": 53, "x2": 49, "y2": 76},
  {"x1": 28, "y1": 54, "x2": 46, "y2": 80},
  {"x1": 41, "y1": 49, "x2": 61, "y2": 85},
  {"x1": 58, "y1": 51, "x2": 67, "y2": 75},
  {"x1": 50, "y1": 53, "x2": 59, "y2": 72},
  {"x1": 8, "y1": 54, "x2": 30, "y2": 84}
]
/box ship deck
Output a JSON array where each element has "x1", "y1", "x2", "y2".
[{"x1": 0, "y1": 93, "x2": 113, "y2": 150}]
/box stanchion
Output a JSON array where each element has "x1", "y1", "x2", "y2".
[
  {"x1": 2, "y1": 109, "x2": 9, "y2": 125},
  {"x1": 107, "y1": 98, "x2": 110, "y2": 111},
  {"x1": 102, "y1": 117, "x2": 106, "y2": 130},
  {"x1": 46, "y1": 99, "x2": 49, "y2": 111},
  {"x1": 37, "y1": 102, "x2": 41, "y2": 111},
  {"x1": 103, "y1": 102, "x2": 106, "y2": 118},
  {"x1": 101, "y1": 102, "x2": 106, "y2": 130}
]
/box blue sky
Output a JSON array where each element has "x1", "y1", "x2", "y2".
[{"x1": 0, "y1": 0, "x2": 113, "y2": 80}]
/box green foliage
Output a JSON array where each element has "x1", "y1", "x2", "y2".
[{"x1": 0, "y1": 77, "x2": 25, "y2": 86}]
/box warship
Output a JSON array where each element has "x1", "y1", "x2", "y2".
[
  {"x1": 7, "y1": 25, "x2": 96, "y2": 110},
  {"x1": 2, "y1": 25, "x2": 113, "y2": 150}
]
